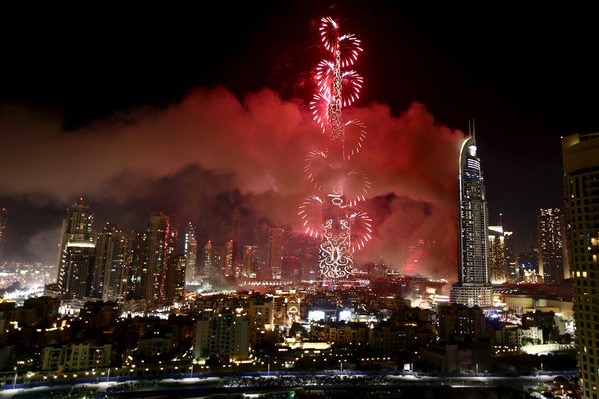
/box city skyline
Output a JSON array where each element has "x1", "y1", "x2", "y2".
[
  {"x1": 0, "y1": 7, "x2": 597, "y2": 398},
  {"x1": 2, "y1": 4, "x2": 598, "y2": 278}
]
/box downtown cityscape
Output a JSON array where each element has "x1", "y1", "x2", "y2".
[{"x1": 0, "y1": 4, "x2": 598, "y2": 399}]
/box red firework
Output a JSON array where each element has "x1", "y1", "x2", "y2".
[{"x1": 300, "y1": 16, "x2": 373, "y2": 261}]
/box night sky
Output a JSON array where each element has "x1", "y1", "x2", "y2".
[{"x1": 1, "y1": 3, "x2": 598, "y2": 277}]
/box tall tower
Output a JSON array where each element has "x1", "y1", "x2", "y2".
[
  {"x1": 127, "y1": 231, "x2": 147, "y2": 300},
  {"x1": 56, "y1": 198, "x2": 95, "y2": 297},
  {"x1": 537, "y1": 208, "x2": 565, "y2": 283},
  {"x1": 268, "y1": 227, "x2": 284, "y2": 279},
  {"x1": 562, "y1": 132, "x2": 599, "y2": 398},
  {"x1": 450, "y1": 134, "x2": 492, "y2": 307},
  {"x1": 201, "y1": 241, "x2": 213, "y2": 279},
  {"x1": 165, "y1": 254, "x2": 186, "y2": 304},
  {"x1": 184, "y1": 222, "x2": 197, "y2": 284},
  {"x1": 242, "y1": 245, "x2": 258, "y2": 277},
  {"x1": 144, "y1": 213, "x2": 176, "y2": 304},
  {"x1": 232, "y1": 206, "x2": 241, "y2": 276},
  {"x1": 488, "y1": 224, "x2": 507, "y2": 284},
  {"x1": 93, "y1": 224, "x2": 131, "y2": 302},
  {"x1": 299, "y1": 17, "x2": 372, "y2": 288},
  {"x1": 224, "y1": 239, "x2": 234, "y2": 277},
  {"x1": 0, "y1": 207, "x2": 7, "y2": 262}
]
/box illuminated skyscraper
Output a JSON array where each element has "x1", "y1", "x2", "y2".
[
  {"x1": 56, "y1": 198, "x2": 95, "y2": 297},
  {"x1": 242, "y1": 245, "x2": 258, "y2": 278},
  {"x1": 268, "y1": 227, "x2": 284, "y2": 279},
  {"x1": 488, "y1": 225, "x2": 507, "y2": 284},
  {"x1": 224, "y1": 239, "x2": 234, "y2": 277},
  {"x1": 201, "y1": 241, "x2": 213, "y2": 278},
  {"x1": 504, "y1": 230, "x2": 517, "y2": 283},
  {"x1": 93, "y1": 224, "x2": 131, "y2": 302},
  {"x1": 537, "y1": 208, "x2": 566, "y2": 283},
  {"x1": 562, "y1": 132, "x2": 599, "y2": 398},
  {"x1": 450, "y1": 133, "x2": 492, "y2": 307},
  {"x1": 184, "y1": 222, "x2": 197, "y2": 284},
  {"x1": 232, "y1": 206, "x2": 241, "y2": 276},
  {"x1": 127, "y1": 231, "x2": 147, "y2": 300},
  {"x1": 211, "y1": 244, "x2": 226, "y2": 278},
  {"x1": 144, "y1": 213, "x2": 176, "y2": 303}
]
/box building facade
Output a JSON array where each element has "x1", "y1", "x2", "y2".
[
  {"x1": 56, "y1": 198, "x2": 95, "y2": 297},
  {"x1": 537, "y1": 208, "x2": 566, "y2": 283},
  {"x1": 193, "y1": 309, "x2": 249, "y2": 361},
  {"x1": 184, "y1": 222, "x2": 197, "y2": 285},
  {"x1": 93, "y1": 224, "x2": 131, "y2": 302},
  {"x1": 451, "y1": 136, "x2": 492, "y2": 307},
  {"x1": 144, "y1": 213, "x2": 176, "y2": 303},
  {"x1": 562, "y1": 132, "x2": 599, "y2": 398},
  {"x1": 488, "y1": 225, "x2": 507, "y2": 284}
]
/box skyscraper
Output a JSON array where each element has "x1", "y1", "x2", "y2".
[
  {"x1": 224, "y1": 239, "x2": 234, "y2": 277},
  {"x1": 165, "y1": 254, "x2": 186, "y2": 304},
  {"x1": 184, "y1": 222, "x2": 197, "y2": 285},
  {"x1": 232, "y1": 206, "x2": 241, "y2": 276},
  {"x1": 127, "y1": 231, "x2": 147, "y2": 300},
  {"x1": 450, "y1": 134, "x2": 492, "y2": 307},
  {"x1": 268, "y1": 227, "x2": 284, "y2": 279},
  {"x1": 93, "y1": 224, "x2": 131, "y2": 302},
  {"x1": 201, "y1": 241, "x2": 213, "y2": 279},
  {"x1": 504, "y1": 230, "x2": 517, "y2": 283},
  {"x1": 537, "y1": 208, "x2": 566, "y2": 283},
  {"x1": 144, "y1": 213, "x2": 176, "y2": 303},
  {"x1": 242, "y1": 245, "x2": 258, "y2": 278},
  {"x1": 488, "y1": 225, "x2": 507, "y2": 284},
  {"x1": 56, "y1": 198, "x2": 95, "y2": 297},
  {"x1": 562, "y1": 132, "x2": 599, "y2": 398},
  {"x1": 0, "y1": 208, "x2": 7, "y2": 262}
]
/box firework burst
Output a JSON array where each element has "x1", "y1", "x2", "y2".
[{"x1": 299, "y1": 17, "x2": 373, "y2": 285}]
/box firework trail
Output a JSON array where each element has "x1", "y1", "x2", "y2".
[{"x1": 299, "y1": 17, "x2": 372, "y2": 286}]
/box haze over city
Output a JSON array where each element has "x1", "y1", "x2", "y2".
[{"x1": 0, "y1": 3, "x2": 597, "y2": 399}]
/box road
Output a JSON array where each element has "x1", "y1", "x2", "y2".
[{"x1": 0, "y1": 371, "x2": 575, "y2": 398}]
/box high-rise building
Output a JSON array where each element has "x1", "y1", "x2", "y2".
[
  {"x1": 488, "y1": 225, "x2": 507, "y2": 284},
  {"x1": 268, "y1": 227, "x2": 284, "y2": 280},
  {"x1": 165, "y1": 254, "x2": 186, "y2": 304},
  {"x1": 93, "y1": 224, "x2": 131, "y2": 302},
  {"x1": 201, "y1": 241, "x2": 213, "y2": 279},
  {"x1": 0, "y1": 207, "x2": 7, "y2": 262},
  {"x1": 562, "y1": 132, "x2": 599, "y2": 398},
  {"x1": 232, "y1": 206, "x2": 241, "y2": 276},
  {"x1": 224, "y1": 239, "x2": 234, "y2": 277},
  {"x1": 144, "y1": 213, "x2": 176, "y2": 303},
  {"x1": 56, "y1": 198, "x2": 95, "y2": 297},
  {"x1": 242, "y1": 245, "x2": 258, "y2": 278},
  {"x1": 504, "y1": 230, "x2": 517, "y2": 283},
  {"x1": 450, "y1": 134, "x2": 492, "y2": 307},
  {"x1": 127, "y1": 231, "x2": 147, "y2": 300},
  {"x1": 60, "y1": 241, "x2": 96, "y2": 298},
  {"x1": 537, "y1": 208, "x2": 566, "y2": 283},
  {"x1": 211, "y1": 244, "x2": 226, "y2": 278},
  {"x1": 184, "y1": 222, "x2": 197, "y2": 285}
]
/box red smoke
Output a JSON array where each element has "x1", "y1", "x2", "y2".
[{"x1": 0, "y1": 88, "x2": 464, "y2": 278}]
